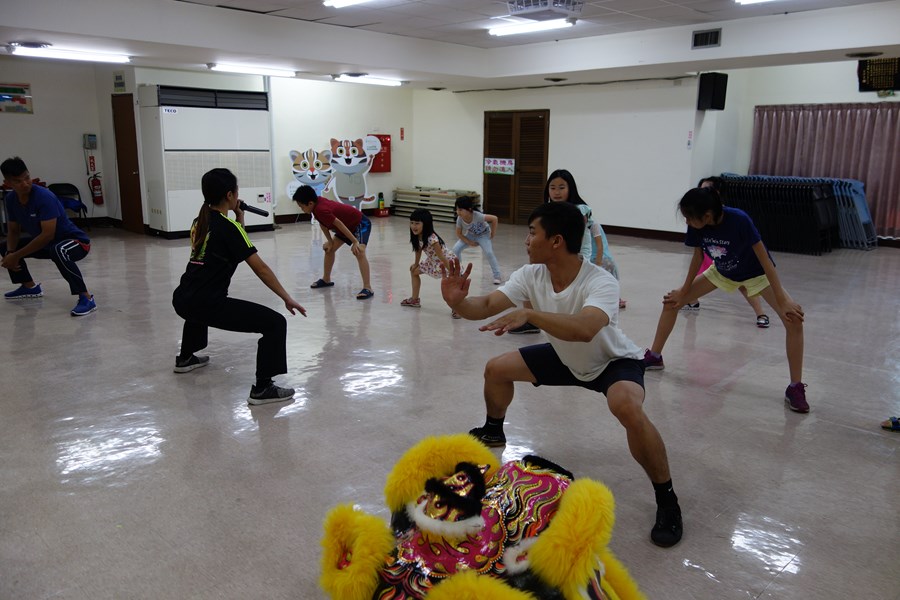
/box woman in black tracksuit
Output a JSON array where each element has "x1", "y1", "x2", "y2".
[{"x1": 172, "y1": 168, "x2": 306, "y2": 405}]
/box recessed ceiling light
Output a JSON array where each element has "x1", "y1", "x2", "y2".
[
  {"x1": 489, "y1": 18, "x2": 575, "y2": 37},
  {"x1": 7, "y1": 42, "x2": 130, "y2": 64},
  {"x1": 323, "y1": 0, "x2": 374, "y2": 7},
  {"x1": 207, "y1": 63, "x2": 297, "y2": 77},
  {"x1": 333, "y1": 74, "x2": 404, "y2": 87}
]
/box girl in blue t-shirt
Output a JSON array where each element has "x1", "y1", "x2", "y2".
[
  {"x1": 683, "y1": 176, "x2": 768, "y2": 327},
  {"x1": 642, "y1": 187, "x2": 810, "y2": 413}
]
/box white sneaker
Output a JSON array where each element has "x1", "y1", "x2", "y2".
[{"x1": 492, "y1": 277, "x2": 502, "y2": 285}]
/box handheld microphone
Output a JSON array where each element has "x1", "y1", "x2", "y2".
[{"x1": 239, "y1": 201, "x2": 269, "y2": 218}]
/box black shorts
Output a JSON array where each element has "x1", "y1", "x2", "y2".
[
  {"x1": 335, "y1": 215, "x2": 372, "y2": 246},
  {"x1": 519, "y1": 343, "x2": 645, "y2": 396}
]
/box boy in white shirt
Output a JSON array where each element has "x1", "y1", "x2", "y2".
[{"x1": 441, "y1": 201, "x2": 682, "y2": 548}]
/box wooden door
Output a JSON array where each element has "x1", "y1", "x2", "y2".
[
  {"x1": 483, "y1": 110, "x2": 549, "y2": 225},
  {"x1": 111, "y1": 94, "x2": 145, "y2": 234}
]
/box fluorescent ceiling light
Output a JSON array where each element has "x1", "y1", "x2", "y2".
[
  {"x1": 735, "y1": 0, "x2": 777, "y2": 4},
  {"x1": 323, "y1": 0, "x2": 374, "y2": 7},
  {"x1": 8, "y1": 44, "x2": 130, "y2": 64},
  {"x1": 488, "y1": 18, "x2": 574, "y2": 37},
  {"x1": 333, "y1": 74, "x2": 403, "y2": 87},
  {"x1": 208, "y1": 63, "x2": 296, "y2": 78}
]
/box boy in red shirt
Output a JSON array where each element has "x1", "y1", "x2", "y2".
[{"x1": 293, "y1": 185, "x2": 373, "y2": 299}]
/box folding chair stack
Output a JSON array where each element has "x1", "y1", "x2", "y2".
[{"x1": 719, "y1": 174, "x2": 876, "y2": 254}]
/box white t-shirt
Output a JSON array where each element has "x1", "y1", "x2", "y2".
[{"x1": 498, "y1": 260, "x2": 642, "y2": 381}]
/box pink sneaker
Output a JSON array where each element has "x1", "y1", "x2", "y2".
[
  {"x1": 785, "y1": 383, "x2": 810, "y2": 413},
  {"x1": 642, "y1": 349, "x2": 665, "y2": 371}
]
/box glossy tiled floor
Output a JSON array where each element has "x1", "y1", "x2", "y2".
[{"x1": 1, "y1": 216, "x2": 898, "y2": 599}]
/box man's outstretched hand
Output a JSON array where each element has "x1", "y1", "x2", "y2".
[{"x1": 441, "y1": 258, "x2": 473, "y2": 309}]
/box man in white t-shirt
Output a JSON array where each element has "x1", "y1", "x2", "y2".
[{"x1": 441, "y1": 201, "x2": 682, "y2": 548}]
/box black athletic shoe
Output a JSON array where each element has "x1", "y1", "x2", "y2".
[
  {"x1": 508, "y1": 322, "x2": 540, "y2": 334},
  {"x1": 248, "y1": 384, "x2": 295, "y2": 405},
  {"x1": 651, "y1": 505, "x2": 683, "y2": 547},
  {"x1": 174, "y1": 354, "x2": 210, "y2": 373},
  {"x1": 469, "y1": 426, "x2": 506, "y2": 447}
]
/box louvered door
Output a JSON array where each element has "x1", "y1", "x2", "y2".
[{"x1": 483, "y1": 110, "x2": 549, "y2": 225}]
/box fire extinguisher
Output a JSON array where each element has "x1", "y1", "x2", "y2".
[{"x1": 88, "y1": 173, "x2": 104, "y2": 205}]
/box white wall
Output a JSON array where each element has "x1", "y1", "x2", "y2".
[
  {"x1": 133, "y1": 68, "x2": 265, "y2": 92},
  {"x1": 413, "y1": 78, "x2": 700, "y2": 233},
  {"x1": 269, "y1": 78, "x2": 414, "y2": 216},
  {"x1": 4, "y1": 57, "x2": 894, "y2": 234},
  {"x1": 412, "y1": 60, "x2": 899, "y2": 233},
  {"x1": 0, "y1": 55, "x2": 105, "y2": 217}
]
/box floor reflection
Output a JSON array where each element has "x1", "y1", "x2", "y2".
[{"x1": 731, "y1": 513, "x2": 801, "y2": 575}]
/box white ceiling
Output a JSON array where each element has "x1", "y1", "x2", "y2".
[
  {"x1": 174, "y1": 0, "x2": 893, "y2": 49},
  {"x1": 1, "y1": 0, "x2": 898, "y2": 91}
]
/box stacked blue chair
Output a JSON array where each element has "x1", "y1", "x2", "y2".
[{"x1": 829, "y1": 179, "x2": 878, "y2": 250}]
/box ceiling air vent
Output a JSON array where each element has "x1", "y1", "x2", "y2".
[{"x1": 692, "y1": 28, "x2": 721, "y2": 49}]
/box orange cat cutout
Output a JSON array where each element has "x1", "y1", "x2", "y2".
[{"x1": 324, "y1": 136, "x2": 381, "y2": 209}]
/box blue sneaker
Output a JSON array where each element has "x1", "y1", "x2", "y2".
[
  {"x1": 5, "y1": 283, "x2": 43, "y2": 299},
  {"x1": 71, "y1": 295, "x2": 97, "y2": 316}
]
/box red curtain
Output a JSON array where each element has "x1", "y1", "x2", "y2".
[{"x1": 749, "y1": 103, "x2": 900, "y2": 239}]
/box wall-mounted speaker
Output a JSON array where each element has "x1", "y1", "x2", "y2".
[{"x1": 697, "y1": 72, "x2": 728, "y2": 111}]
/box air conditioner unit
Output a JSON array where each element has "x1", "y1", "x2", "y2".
[
  {"x1": 506, "y1": 0, "x2": 583, "y2": 20},
  {"x1": 138, "y1": 85, "x2": 274, "y2": 237}
]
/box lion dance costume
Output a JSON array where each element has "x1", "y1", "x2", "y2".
[{"x1": 320, "y1": 434, "x2": 645, "y2": 600}]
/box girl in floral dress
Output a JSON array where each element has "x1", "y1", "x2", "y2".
[{"x1": 401, "y1": 209, "x2": 457, "y2": 316}]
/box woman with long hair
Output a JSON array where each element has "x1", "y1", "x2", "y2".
[{"x1": 172, "y1": 168, "x2": 306, "y2": 405}]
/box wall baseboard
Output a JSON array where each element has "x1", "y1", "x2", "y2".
[
  {"x1": 602, "y1": 224, "x2": 685, "y2": 243},
  {"x1": 275, "y1": 214, "x2": 308, "y2": 225},
  {"x1": 603, "y1": 225, "x2": 900, "y2": 250},
  {"x1": 81, "y1": 216, "x2": 898, "y2": 249}
]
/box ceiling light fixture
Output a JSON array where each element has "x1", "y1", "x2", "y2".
[
  {"x1": 488, "y1": 18, "x2": 575, "y2": 37},
  {"x1": 7, "y1": 43, "x2": 130, "y2": 64},
  {"x1": 333, "y1": 74, "x2": 403, "y2": 87},
  {"x1": 735, "y1": 0, "x2": 778, "y2": 4},
  {"x1": 323, "y1": 0, "x2": 375, "y2": 8},
  {"x1": 207, "y1": 63, "x2": 297, "y2": 78}
]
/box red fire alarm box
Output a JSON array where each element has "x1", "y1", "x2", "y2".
[{"x1": 369, "y1": 133, "x2": 391, "y2": 173}]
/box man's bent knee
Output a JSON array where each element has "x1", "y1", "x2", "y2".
[
  {"x1": 484, "y1": 352, "x2": 521, "y2": 383},
  {"x1": 607, "y1": 385, "x2": 646, "y2": 424}
]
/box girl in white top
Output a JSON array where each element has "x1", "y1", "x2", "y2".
[{"x1": 540, "y1": 170, "x2": 627, "y2": 316}]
